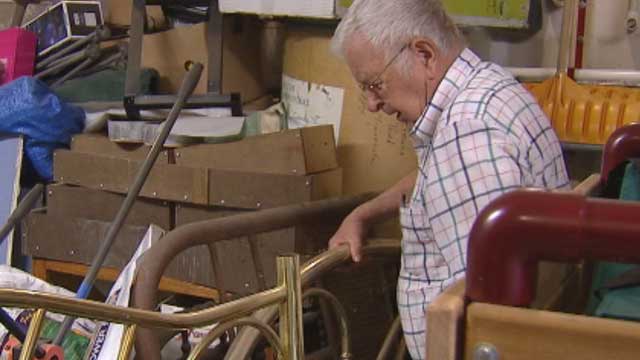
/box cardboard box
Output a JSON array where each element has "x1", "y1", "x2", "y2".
[
  {"x1": 46, "y1": 184, "x2": 172, "y2": 229},
  {"x1": 174, "y1": 126, "x2": 338, "y2": 176},
  {"x1": 103, "y1": 0, "x2": 164, "y2": 27},
  {"x1": 141, "y1": 18, "x2": 267, "y2": 101},
  {"x1": 219, "y1": 0, "x2": 352, "y2": 19},
  {"x1": 23, "y1": 212, "x2": 216, "y2": 287},
  {"x1": 23, "y1": 1, "x2": 103, "y2": 56},
  {"x1": 53, "y1": 150, "x2": 209, "y2": 205},
  {"x1": 208, "y1": 167, "x2": 342, "y2": 209}
]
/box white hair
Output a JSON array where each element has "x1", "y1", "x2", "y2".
[{"x1": 331, "y1": 0, "x2": 462, "y2": 68}]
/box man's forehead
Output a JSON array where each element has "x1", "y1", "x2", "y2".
[{"x1": 344, "y1": 34, "x2": 386, "y2": 80}]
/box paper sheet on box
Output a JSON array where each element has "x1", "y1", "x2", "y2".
[{"x1": 282, "y1": 74, "x2": 344, "y2": 142}]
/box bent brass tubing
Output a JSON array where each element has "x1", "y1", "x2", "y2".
[
  {"x1": 0, "y1": 240, "x2": 400, "y2": 356},
  {"x1": 19, "y1": 309, "x2": 46, "y2": 360},
  {"x1": 0, "y1": 287, "x2": 285, "y2": 330},
  {"x1": 187, "y1": 318, "x2": 283, "y2": 360},
  {"x1": 0, "y1": 241, "x2": 398, "y2": 330},
  {"x1": 303, "y1": 288, "x2": 352, "y2": 360},
  {"x1": 118, "y1": 324, "x2": 137, "y2": 360},
  {"x1": 279, "y1": 254, "x2": 304, "y2": 360},
  {"x1": 133, "y1": 193, "x2": 375, "y2": 359},
  {"x1": 376, "y1": 316, "x2": 402, "y2": 360},
  {"x1": 226, "y1": 239, "x2": 400, "y2": 359},
  {"x1": 301, "y1": 239, "x2": 401, "y2": 285}
]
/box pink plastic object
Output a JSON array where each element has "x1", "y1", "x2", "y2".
[{"x1": 0, "y1": 28, "x2": 37, "y2": 85}]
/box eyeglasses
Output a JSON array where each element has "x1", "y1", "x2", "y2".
[{"x1": 359, "y1": 44, "x2": 408, "y2": 95}]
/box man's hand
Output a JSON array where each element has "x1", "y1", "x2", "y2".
[{"x1": 328, "y1": 212, "x2": 369, "y2": 263}]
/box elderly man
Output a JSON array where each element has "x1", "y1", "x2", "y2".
[{"x1": 328, "y1": 0, "x2": 570, "y2": 358}]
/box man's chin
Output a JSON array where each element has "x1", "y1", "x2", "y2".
[{"x1": 395, "y1": 113, "x2": 415, "y2": 125}]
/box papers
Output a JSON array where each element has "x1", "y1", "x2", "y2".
[{"x1": 282, "y1": 74, "x2": 344, "y2": 142}]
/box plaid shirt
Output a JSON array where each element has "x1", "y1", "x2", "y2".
[{"x1": 398, "y1": 48, "x2": 570, "y2": 359}]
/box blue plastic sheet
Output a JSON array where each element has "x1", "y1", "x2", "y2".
[{"x1": 0, "y1": 77, "x2": 85, "y2": 181}]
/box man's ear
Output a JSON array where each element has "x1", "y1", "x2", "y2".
[{"x1": 409, "y1": 37, "x2": 440, "y2": 79}]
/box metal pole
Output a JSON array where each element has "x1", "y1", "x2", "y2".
[
  {"x1": 51, "y1": 63, "x2": 204, "y2": 346},
  {"x1": 277, "y1": 254, "x2": 304, "y2": 360},
  {"x1": 18, "y1": 309, "x2": 46, "y2": 360},
  {"x1": 117, "y1": 324, "x2": 137, "y2": 360},
  {"x1": 0, "y1": 184, "x2": 43, "y2": 245}
]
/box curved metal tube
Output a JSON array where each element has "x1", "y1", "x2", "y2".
[
  {"x1": 117, "y1": 324, "x2": 137, "y2": 360},
  {"x1": 133, "y1": 193, "x2": 375, "y2": 359},
  {"x1": 466, "y1": 190, "x2": 640, "y2": 307},
  {"x1": 601, "y1": 123, "x2": 640, "y2": 186},
  {"x1": 0, "y1": 240, "x2": 399, "y2": 356},
  {"x1": 225, "y1": 239, "x2": 400, "y2": 359},
  {"x1": 187, "y1": 318, "x2": 283, "y2": 360},
  {"x1": 0, "y1": 183, "x2": 43, "y2": 243},
  {"x1": 19, "y1": 309, "x2": 45, "y2": 360},
  {"x1": 0, "y1": 287, "x2": 284, "y2": 330},
  {"x1": 303, "y1": 288, "x2": 351, "y2": 359},
  {"x1": 376, "y1": 316, "x2": 402, "y2": 360}
]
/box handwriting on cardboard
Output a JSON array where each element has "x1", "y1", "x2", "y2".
[{"x1": 282, "y1": 74, "x2": 344, "y2": 142}]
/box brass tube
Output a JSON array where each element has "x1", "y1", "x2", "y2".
[
  {"x1": 0, "y1": 287, "x2": 284, "y2": 330},
  {"x1": 376, "y1": 316, "x2": 402, "y2": 360},
  {"x1": 278, "y1": 254, "x2": 304, "y2": 360},
  {"x1": 118, "y1": 324, "x2": 137, "y2": 360},
  {"x1": 187, "y1": 318, "x2": 283, "y2": 360},
  {"x1": 133, "y1": 193, "x2": 375, "y2": 359},
  {"x1": 226, "y1": 239, "x2": 400, "y2": 359},
  {"x1": 303, "y1": 288, "x2": 351, "y2": 360},
  {"x1": 19, "y1": 309, "x2": 46, "y2": 360},
  {"x1": 301, "y1": 240, "x2": 401, "y2": 285}
]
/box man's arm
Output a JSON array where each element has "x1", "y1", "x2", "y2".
[{"x1": 329, "y1": 169, "x2": 417, "y2": 262}]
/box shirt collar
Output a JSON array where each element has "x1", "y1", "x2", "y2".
[{"x1": 409, "y1": 48, "x2": 481, "y2": 144}]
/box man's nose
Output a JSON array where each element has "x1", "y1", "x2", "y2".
[{"x1": 366, "y1": 92, "x2": 383, "y2": 112}]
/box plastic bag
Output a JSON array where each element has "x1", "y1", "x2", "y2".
[{"x1": 0, "y1": 77, "x2": 85, "y2": 181}]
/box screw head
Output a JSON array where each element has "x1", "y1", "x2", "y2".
[{"x1": 473, "y1": 343, "x2": 499, "y2": 360}]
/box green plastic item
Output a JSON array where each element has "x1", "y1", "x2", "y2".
[
  {"x1": 588, "y1": 161, "x2": 640, "y2": 320},
  {"x1": 442, "y1": 0, "x2": 531, "y2": 28}
]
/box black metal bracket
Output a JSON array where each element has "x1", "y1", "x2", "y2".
[{"x1": 123, "y1": 0, "x2": 242, "y2": 119}]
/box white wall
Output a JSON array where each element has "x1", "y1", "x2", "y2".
[{"x1": 466, "y1": 0, "x2": 640, "y2": 71}]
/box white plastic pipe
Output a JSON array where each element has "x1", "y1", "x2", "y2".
[{"x1": 506, "y1": 67, "x2": 640, "y2": 86}]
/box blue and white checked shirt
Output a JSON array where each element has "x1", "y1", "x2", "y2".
[{"x1": 398, "y1": 48, "x2": 570, "y2": 359}]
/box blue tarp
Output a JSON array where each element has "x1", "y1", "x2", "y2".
[{"x1": 0, "y1": 77, "x2": 85, "y2": 181}]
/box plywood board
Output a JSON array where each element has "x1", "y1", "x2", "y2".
[
  {"x1": 0, "y1": 135, "x2": 22, "y2": 265},
  {"x1": 175, "y1": 204, "x2": 294, "y2": 294},
  {"x1": 174, "y1": 125, "x2": 338, "y2": 175},
  {"x1": 207, "y1": 167, "x2": 342, "y2": 209},
  {"x1": 465, "y1": 303, "x2": 640, "y2": 360},
  {"x1": 70, "y1": 134, "x2": 165, "y2": 163},
  {"x1": 53, "y1": 150, "x2": 209, "y2": 205},
  {"x1": 46, "y1": 184, "x2": 172, "y2": 229},
  {"x1": 23, "y1": 212, "x2": 216, "y2": 287}
]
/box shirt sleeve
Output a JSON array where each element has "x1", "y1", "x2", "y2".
[{"x1": 422, "y1": 118, "x2": 524, "y2": 277}]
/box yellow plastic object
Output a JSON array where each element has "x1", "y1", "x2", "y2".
[{"x1": 526, "y1": 74, "x2": 640, "y2": 145}]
